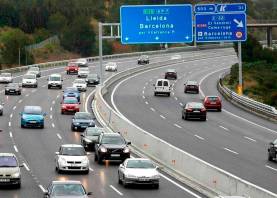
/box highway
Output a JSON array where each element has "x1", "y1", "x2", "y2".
[
  {"x1": 0, "y1": 52, "x2": 206, "y2": 197},
  {"x1": 108, "y1": 48, "x2": 277, "y2": 194}
]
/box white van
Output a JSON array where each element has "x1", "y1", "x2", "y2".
[
  {"x1": 22, "y1": 73, "x2": 37, "y2": 88},
  {"x1": 154, "y1": 79, "x2": 171, "y2": 97},
  {"x1": 48, "y1": 73, "x2": 63, "y2": 89}
]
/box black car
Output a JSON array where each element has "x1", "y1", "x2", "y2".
[
  {"x1": 165, "y1": 69, "x2": 177, "y2": 80},
  {"x1": 268, "y1": 139, "x2": 277, "y2": 161},
  {"x1": 85, "y1": 74, "x2": 100, "y2": 86},
  {"x1": 5, "y1": 83, "x2": 22, "y2": 95},
  {"x1": 138, "y1": 55, "x2": 149, "y2": 65},
  {"x1": 184, "y1": 80, "x2": 199, "y2": 94},
  {"x1": 81, "y1": 127, "x2": 104, "y2": 151},
  {"x1": 182, "y1": 102, "x2": 206, "y2": 121},
  {"x1": 71, "y1": 112, "x2": 95, "y2": 131},
  {"x1": 94, "y1": 132, "x2": 131, "y2": 164}
]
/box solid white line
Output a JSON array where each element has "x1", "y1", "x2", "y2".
[
  {"x1": 13, "y1": 106, "x2": 16, "y2": 110},
  {"x1": 266, "y1": 165, "x2": 277, "y2": 172},
  {"x1": 39, "y1": 185, "x2": 47, "y2": 193},
  {"x1": 9, "y1": 132, "x2": 13, "y2": 138},
  {"x1": 57, "y1": 133, "x2": 62, "y2": 140},
  {"x1": 160, "y1": 115, "x2": 166, "y2": 119},
  {"x1": 50, "y1": 115, "x2": 53, "y2": 119},
  {"x1": 174, "y1": 97, "x2": 178, "y2": 100},
  {"x1": 194, "y1": 135, "x2": 205, "y2": 140},
  {"x1": 145, "y1": 101, "x2": 149, "y2": 105},
  {"x1": 244, "y1": 136, "x2": 257, "y2": 142},
  {"x1": 85, "y1": 90, "x2": 96, "y2": 113},
  {"x1": 219, "y1": 125, "x2": 229, "y2": 131},
  {"x1": 10, "y1": 114, "x2": 13, "y2": 118},
  {"x1": 142, "y1": 95, "x2": 145, "y2": 99},
  {"x1": 13, "y1": 145, "x2": 18, "y2": 153},
  {"x1": 109, "y1": 185, "x2": 123, "y2": 196},
  {"x1": 8, "y1": 122, "x2": 11, "y2": 127},
  {"x1": 18, "y1": 99, "x2": 23, "y2": 103},
  {"x1": 23, "y1": 163, "x2": 30, "y2": 171},
  {"x1": 174, "y1": 124, "x2": 182, "y2": 129},
  {"x1": 224, "y1": 147, "x2": 239, "y2": 155},
  {"x1": 52, "y1": 123, "x2": 55, "y2": 128},
  {"x1": 150, "y1": 108, "x2": 156, "y2": 112}
]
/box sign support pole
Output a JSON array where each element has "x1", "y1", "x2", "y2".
[
  {"x1": 238, "y1": 41, "x2": 243, "y2": 95},
  {"x1": 99, "y1": 22, "x2": 103, "y2": 85}
]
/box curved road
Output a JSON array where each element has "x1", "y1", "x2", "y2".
[{"x1": 110, "y1": 48, "x2": 277, "y2": 194}]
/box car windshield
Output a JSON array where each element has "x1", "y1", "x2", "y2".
[
  {"x1": 187, "y1": 81, "x2": 197, "y2": 85},
  {"x1": 189, "y1": 103, "x2": 203, "y2": 109},
  {"x1": 126, "y1": 160, "x2": 155, "y2": 169},
  {"x1": 7, "y1": 83, "x2": 18, "y2": 88},
  {"x1": 79, "y1": 68, "x2": 88, "y2": 71},
  {"x1": 50, "y1": 76, "x2": 61, "y2": 81},
  {"x1": 101, "y1": 136, "x2": 125, "y2": 145},
  {"x1": 107, "y1": 62, "x2": 116, "y2": 66},
  {"x1": 74, "y1": 79, "x2": 86, "y2": 84},
  {"x1": 75, "y1": 113, "x2": 92, "y2": 120},
  {"x1": 29, "y1": 67, "x2": 39, "y2": 71},
  {"x1": 1, "y1": 73, "x2": 11, "y2": 77},
  {"x1": 208, "y1": 97, "x2": 218, "y2": 101},
  {"x1": 88, "y1": 74, "x2": 98, "y2": 78},
  {"x1": 68, "y1": 63, "x2": 77, "y2": 66},
  {"x1": 61, "y1": 147, "x2": 86, "y2": 156},
  {"x1": 64, "y1": 98, "x2": 78, "y2": 104},
  {"x1": 86, "y1": 128, "x2": 103, "y2": 136},
  {"x1": 52, "y1": 184, "x2": 85, "y2": 196},
  {"x1": 167, "y1": 69, "x2": 175, "y2": 73},
  {"x1": 24, "y1": 107, "x2": 42, "y2": 115},
  {"x1": 65, "y1": 88, "x2": 78, "y2": 92},
  {"x1": 24, "y1": 74, "x2": 36, "y2": 79},
  {"x1": 0, "y1": 156, "x2": 17, "y2": 167}
]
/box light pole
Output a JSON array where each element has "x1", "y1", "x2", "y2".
[{"x1": 164, "y1": 0, "x2": 168, "y2": 49}]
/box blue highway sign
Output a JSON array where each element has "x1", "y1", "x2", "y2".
[
  {"x1": 120, "y1": 5, "x2": 193, "y2": 44},
  {"x1": 195, "y1": 4, "x2": 216, "y2": 13},
  {"x1": 195, "y1": 13, "x2": 247, "y2": 42},
  {"x1": 216, "y1": 3, "x2": 246, "y2": 13}
]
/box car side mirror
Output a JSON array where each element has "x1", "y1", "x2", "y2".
[
  {"x1": 80, "y1": 134, "x2": 84, "y2": 137},
  {"x1": 87, "y1": 192, "x2": 92, "y2": 195},
  {"x1": 270, "y1": 142, "x2": 274, "y2": 146},
  {"x1": 119, "y1": 164, "x2": 124, "y2": 168},
  {"x1": 55, "y1": 152, "x2": 59, "y2": 155},
  {"x1": 127, "y1": 141, "x2": 131, "y2": 145},
  {"x1": 19, "y1": 164, "x2": 24, "y2": 167}
]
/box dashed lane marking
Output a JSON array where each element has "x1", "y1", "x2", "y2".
[
  {"x1": 150, "y1": 108, "x2": 156, "y2": 112},
  {"x1": 142, "y1": 96, "x2": 145, "y2": 99},
  {"x1": 10, "y1": 114, "x2": 13, "y2": 118},
  {"x1": 50, "y1": 107, "x2": 53, "y2": 111},
  {"x1": 52, "y1": 123, "x2": 55, "y2": 128},
  {"x1": 39, "y1": 185, "x2": 46, "y2": 193},
  {"x1": 224, "y1": 147, "x2": 239, "y2": 155},
  {"x1": 174, "y1": 97, "x2": 178, "y2": 100},
  {"x1": 14, "y1": 145, "x2": 18, "y2": 153},
  {"x1": 145, "y1": 101, "x2": 149, "y2": 105},
  {"x1": 89, "y1": 167, "x2": 94, "y2": 172},
  {"x1": 160, "y1": 115, "x2": 166, "y2": 119},
  {"x1": 174, "y1": 124, "x2": 182, "y2": 129},
  {"x1": 8, "y1": 122, "x2": 11, "y2": 127},
  {"x1": 266, "y1": 165, "x2": 277, "y2": 172},
  {"x1": 52, "y1": 101, "x2": 55, "y2": 104},
  {"x1": 50, "y1": 115, "x2": 53, "y2": 119},
  {"x1": 13, "y1": 106, "x2": 16, "y2": 110},
  {"x1": 179, "y1": 103, "x2": 183, "y2": 106},
  {"x1": 219, "y1": 125, "x2": 229, "y2": 131},
  {"x1": 9, "y1": 132, "x2": 13, "y2": 138},
  {"x1": 109, "y1": 185, "x2": 123, "y2": 196},
  {"x1": 57, "y1": 133, "x2": 62, "y2": 140},
  {"x1": 18, "y1": 99, "x2": 23, "y2": 103},
  {"x1": 194, "y1": 135, "x2": 205, "y2": 140},
  {"x1": 244, "y1": 136, "x2": 257, "y2": 142},
  {"x1": 23, "y1": 163, "x2": 30, "y2": 171}
]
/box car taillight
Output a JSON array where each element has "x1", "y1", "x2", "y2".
[
  {"x1": 200, "y1": 108, "x2": 206, "y2": 112},
  {"x1": 186, "y1": 108, "x2": 193, "y2": 112}
]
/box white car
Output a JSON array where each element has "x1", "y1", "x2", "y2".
[
  {"x1": 75, "y1": 58, "x2": 88, "y2": 67},
  {"x1": 78, "y1": 67, "x2": 89, "y2": 78},
  {"x1": 0, "y1": 73, "x2": 13, "y2": 83},
  {"x1": 170, "y1": 54, "x2": 182, "y2": 60},
  {"x1": 118, "y1": 158, "x2": 160, "y2": 189},
  {"x1": 48, "y1": 73, "x2": 62, "y2": 89},
  {"x1": 55, "y1": 144, "x2": 89, "y2": 174},
  {"x1": 154, "y1": 79, "x2": 171, "y2": 97},
  {"x1": 105, "y1": 62, "x2": 118, "y2": 71},
  {"x1": 0, "y1": 102, "x2": 3, "y2": 115},
  {"x1": 22, "y1": 74, "x2": 38, "y2": 88},
  {"x1": 73, "y1": 79, "x2": 87, "y2": 92},
  {"x1": 27, "y1": 66, "x2": 41, "y2": 77}
]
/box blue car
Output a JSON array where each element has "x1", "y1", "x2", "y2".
[
  {"x1": 63, "y1": 87, "x2": 80, "y2": 102},
  {"x1": 20, "y1": 106, "x2": 46, "y2": 128}
]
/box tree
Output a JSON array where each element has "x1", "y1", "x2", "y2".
[{"x1": 47, "y1": 13, "x2": 67, "y2": 34}]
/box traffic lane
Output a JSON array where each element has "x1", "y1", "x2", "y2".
[{"x1": 110, "y1": 58, "x2": 277, "y2": 192}]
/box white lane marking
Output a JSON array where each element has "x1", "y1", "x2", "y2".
[
  {"x1": 174, "y1": 97, "x2": 178, "y2": 100},
  {"x1": 89, "y1": 167, "x2": 94, "y2": 172},
  {"x1": 9, "y1": 132, "x2": 13, "y2": 138},
  {"x1": 160, "y1": 115, "x2": 166, "y2": 119},
  {"x1": 8, "y1": 122, "x2": 11, "y2": 127},
  {"x1": 174, "y1": 124, "x2": 182, "y2": 129},
  {"x1": 10, "y1": 114, "x2": 13, "y2": 118},
  {"x1": 57, "y1": 95, "x2": 60, "y2": 98},
  {"x1": 266, "y1": 165, "x2": 277, "y2": 172},
  {"x1": 219, "y1": 125, "x2": 229, "y2": 131},
  {"x1": 39, "y1": 185, "x2": 47, "y2": 193},
  {"x1": 142, "y1": 90, "x2": 145, "y2": 94},
  {"x1": 179, "y1": 102, "x2": 183, "y2": 106},
  {"x1": 244, "y1": 136, "x2": 257, "y2": 142},
  {"x1": 149, "y1": 79, "x2": 153, "y2": 82},
  {"x1": 13, "y1": 106, "x2": 16, "y2": 110},
  {"x1": 50, "y1": 115, "x2": 53, "y2": 119},
  {"x1": 145, "y1": 101, "x2": 149, "y2": 105},
  {"x1": 109, "y1": 185, "x2": 123, "y2": 196},
  {"x1": 57, "y1": 133, "x2": 62, "y2": 140},
  {"x1": 23, "y1": 163, "x2": 30, "y2": 171},
  {"x1": 14, "y1": 145, "x2": 18, "y2": 153},
  {"x1": 142, "y1": 95, "x2": 145, "y2": 99},
  {"x1": 50, "y1": 107, "x2": 53, "y2": 111},
  {"x1": 143, "y1": 86, "x2": 146, "y2": 90},
  {"x1": 26, "y1": 94, "x2": 29, "y2": 97},
  {"x1": 194, "y1": 135, "x2": 205, "y2": 140},
  {"x1": 150, "y1": 108, "x2": 156, "y2": 112},
  {"x1": 42, "y1": 85, "x2": 46, "y2": 87},
  {"x1": 172, "y1": 92, "x2": 175, "y2": 95},
  {"x1": 145, "y1": 82, "x2": 148, "y2": 85},
  {"x1": 18, "y1": 99, "x2": 23, "y2": 103},
  {"x1": 52, "y1": 123, "x2": 55, "y2": 128},
  {"x1": 52, "y1": 101, "x2": 55, "y2": 104},
  {"x1": 224, "y1": 147, "x2": 239, "y2": 155},
  {"x1": 31, "y1": 89, "x2": 36, "y2": 93}
]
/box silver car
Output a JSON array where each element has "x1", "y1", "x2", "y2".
[
  {"x1": 0, "y1": 102, "x2": 4, "y2": 116},
  {"x1": 44, "y1": 180, "x2": 92, "y2": 198},
  {"x1": 55, "y1": 144, "x2": 89, "y2": 174},
  {"x1": 118, "y1": 158, "x2": 160, "y2": 189},
  {"x1": 0, "y1": 73, "x2": 13, "y2": 83}
]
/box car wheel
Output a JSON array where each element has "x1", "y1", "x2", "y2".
[
  {"x1": 41, "y1": 124, "x2": 44, "y2": 129},
  {"x1": 168, "y1": 93, "x2": 170, "y2": 97},
  {"x1": 35, "y1": 84, "x2": 38, "y2": 88},
  {"x1": 18, "y1": 91, "x2": 21, "y2": 95},
  {"x1": 4, "y1": 91, "x2": 7, "y2": 95},
  {"x1": 184, "y1": 115, "x2": 188, "y2": 120},
  {"x1": 48, "y1": 85, "x2": 51, "y2": 89},
  {"x1": 84, "y1": 169, "x2": 89, "y2": 174},
  {"x1": 153, "y1": 184, "x2": 159, "y2": 189},
  {"x1": 94, "y1": 153, "x2": 98, "y2": 162},
  {"x1": 71, "y1": 125, "x2": 74, "y2": 131},
  {"x1": 218, "y1": 108, "x2": 222, "y2": 112},
  {"x1": 122, "y1": 176, "x2": 128, "y2": 188},
  {"x1": 59, "y1": 86, "x2": 62, "y2": 89},
  {"x1": 97, "y1": 156, "x2": 103, "y2": 164},
  {"x1": 268, "y1": 153, "x2": 273, "y2": 161},
  {"x1": 202, "y1": 117, "x2": 206, "y2": 121},
  {"x1": 0, "y1": 112, "x2": 3, "y2": 116},
  {"x1": 16, "y1": 182, "x2": 21, "y2": 189},
  {"x1": 154, "y1": 92, "x2": 157, "y2": 96},
  {"x1": 61, "y1": 111, "x2": 64, "y2": 114},
  {"x1": 21, "y1": 124, "x2": 24, "y2": 128},
  {"x1": 118, "y1": 172, "x2": 122, "y2": 184},
  {"x1": 182, "y1": 114, "x2": 184, "y2": 119}
]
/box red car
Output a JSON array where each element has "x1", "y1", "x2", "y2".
[
  {"x1": 204, "y1": 96, "x2": 222, "y2": 112},
  {"x1": 66, "y1": 62, "x2": 79, "y2": 74},
  {"x1": 61, "y1": 97, "x2": 80, "y2": 114}
]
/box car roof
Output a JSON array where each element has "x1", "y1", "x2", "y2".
[
  {"x1": 50, "y1": 73, "x2": 61, "y2": 77},
  {"x1": 125, "y1": 158, "x2": 151, "y2": 162},
  {"x1": 186, "y1": 80, "x2": 198, "y2": 85},
  {"x1": 206, "y1": 96, "x2": 220, "y2": 98},
  {"x1": 24, "y1": 106, "x2": 42, "y2": 111},
  {"x1": 166, "y1": 69, "x2": 176, "y2": 72},
  {"x1": 156, "y1": 78, "x2": 169, "y2": 82},
  {"x1": 75, "y1": 112, "x2": 91, "y2": 116},
  {"x1": 61, "y1": 144, "x2": 83, "y2": 148},
  {"x1": 102, "y1": 132, "x2": 121, "y2": 137},
  {"x1": 0, "y1": 153, "x2": 16, "y2": 157},
  {"x1": 24, "y1": 73, "x2": 36, "y2": 77},
  {"x1": 51, "y1": 180, "x2": 82, "y2": 185}
]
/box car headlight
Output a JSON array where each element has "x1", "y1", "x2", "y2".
[
  {"x1": 74, "y1": 122, "x2": 80, "y2": 125},
  {"x1": 123, "y1": 147, "x2": 130, "y2": 153},
  {"x1": 12, "y1": 172, "x2": 20, "y2": 178},
  {"x1": 59, "y1": 157, "x2": 67, "y2": 164},
  {"x1": 100, "y1": 146, "x2": 107, "y2": 153},
  {"x1": 151, "y1": 174, "x2": 160, "y2": 179},
  {"x1": 84, "y1": 138, "x2": 92, "y2": 143},
  {"x1": 81, "y1": 158, "x2": 89, "y2": 164},
  {"x1": 125, "y1": 174, "x2": 137, "y2": 179},
  {"x1": 6, "y1": 89, "x2": 9, "y2": 91}
]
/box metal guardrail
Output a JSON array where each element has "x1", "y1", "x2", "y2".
[
  {"x1": 25, "y1": 35, "x2": 60, "y2": 51},
  {"x1": 218, "y1": 73, "x2": 277, "y2": 121}
]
